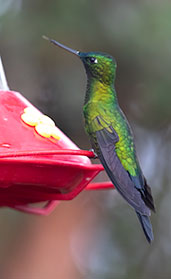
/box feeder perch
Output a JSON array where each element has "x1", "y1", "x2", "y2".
[{"x1": 0, "y1": 57, "x2": 114, "y2": 215}]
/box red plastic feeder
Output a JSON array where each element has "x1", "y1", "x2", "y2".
[{"x1": 0, "y1": 58, "x2": 114, "y2": 215}]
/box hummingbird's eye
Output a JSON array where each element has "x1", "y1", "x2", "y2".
[{"x1": 87, "y1": 57, "x2": 98, "y2": 64}]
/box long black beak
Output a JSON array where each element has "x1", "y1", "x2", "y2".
[{"x1": 43, "y1": 36, "x2": 79, "y2": 56}]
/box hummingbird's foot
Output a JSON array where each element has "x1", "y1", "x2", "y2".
[{"x1": 89, "y1": 149, "x2": 98, "y2": 159}]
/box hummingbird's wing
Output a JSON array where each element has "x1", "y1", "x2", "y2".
[
  {"x1": 89, "y1": 115, "x2": 154, "y2": 242},
  {"x1": 92, "y1": 115, "x2": 151, "y2": 216},
  {"x1": 129, "y1": 173, "x2": 155, "y2": 212}
]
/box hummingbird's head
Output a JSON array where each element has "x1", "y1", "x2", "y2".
[
  {"x1": 79, "y1": 52, "x2": 117, "y2": 85},
  {"x1": 43, "y1": 36, "x2": 117, "y2": 85}
]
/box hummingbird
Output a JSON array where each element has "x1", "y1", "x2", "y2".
[{"x1": 43, "y1": 36, "x2": 155, "y2": 243}]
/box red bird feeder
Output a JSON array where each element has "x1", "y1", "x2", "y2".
[{"x1": 0, "y1": 57, "x2": 114, "y2": 215}]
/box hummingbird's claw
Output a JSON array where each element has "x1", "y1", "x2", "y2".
[{"x1": 89, "y1": 149, "x2": 98, "y2": 159}]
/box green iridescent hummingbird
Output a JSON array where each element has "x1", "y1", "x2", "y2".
[{"x1": 43, "y1": 36, "x2": 155, "y2": 243}]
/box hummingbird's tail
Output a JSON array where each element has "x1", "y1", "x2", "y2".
[{"x1": 136, "y1": 211, "x2": 154, "y2": 243}]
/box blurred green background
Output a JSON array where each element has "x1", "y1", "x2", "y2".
[{"x1": 0, "y1": 0, "x2": 171, "y2": 278}]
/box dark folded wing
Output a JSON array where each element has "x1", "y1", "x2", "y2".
[
  {"x1": 95, "y1": 127, "x2": 150, "y2": 216},
  {"x1": 130, "y1": 173, "x2": 155, "y2": 212}
]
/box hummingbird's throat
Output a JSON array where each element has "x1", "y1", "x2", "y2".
[{"x1": 84, "y1": 77, "x2": 116, "y2": 105}]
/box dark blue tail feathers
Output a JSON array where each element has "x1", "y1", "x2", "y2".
[{"x1": 136, "y1": 212, "x2": 154, "y2": 243}]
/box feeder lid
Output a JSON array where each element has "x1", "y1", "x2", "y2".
[{"x1": 0, "y1": 89, "x2": 91, "y2": 165}]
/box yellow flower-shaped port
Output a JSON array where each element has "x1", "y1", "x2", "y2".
[{"x1": 21, "y1": 107, "x2": 60, "y2": 140}]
